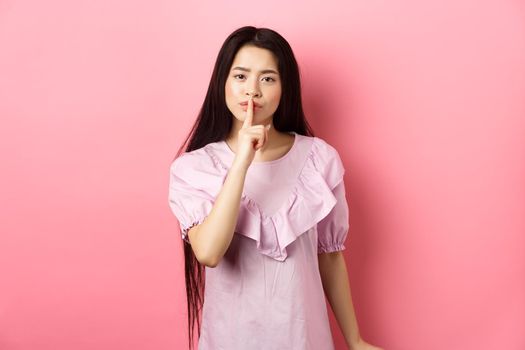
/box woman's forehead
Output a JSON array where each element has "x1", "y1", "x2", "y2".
[{"x1": 231, "y1": 46, "x2": 278, "y2": 71}]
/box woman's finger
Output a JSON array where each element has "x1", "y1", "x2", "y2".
[
  {"x1": 242, "y1": 96, "x2": 254, "y2": 129},
  {"x1": 262, "y1": 124, "x2": 270, "y2": 149},
  {"x1": 257, "y1": 124, "x2": 270, "y2": 150}
]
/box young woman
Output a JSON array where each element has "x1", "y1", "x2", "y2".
[{"x1": 169, "y1": 26, "x2": 383, "y2": 350}]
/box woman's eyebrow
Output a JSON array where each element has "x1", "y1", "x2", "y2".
[{"x1": 232, "y1": 66, "x2": 279, "y2": 75}]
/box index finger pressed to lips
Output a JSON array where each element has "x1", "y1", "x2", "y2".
[{"x1": 242, "y1": 96, "x2": 254, "y2": 129}]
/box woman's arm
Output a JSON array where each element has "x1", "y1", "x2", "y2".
[
  {"x1": 318, "y1": 251, "x2": 362, "y2": 348},
  {"x1": 187, "y1": 159, "x2": 249, "y2": 267}
]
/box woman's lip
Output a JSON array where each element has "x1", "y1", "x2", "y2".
[
  {"x1": 239, "y1": 102, "x2": 261, "y2": 107},
  {"x1": 241, "y1": 105, "x2": 259, "y2": 111}
]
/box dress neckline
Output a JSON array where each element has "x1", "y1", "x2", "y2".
[{"x1": 220, "y1": 131, "x2": 299, "y2": 165}]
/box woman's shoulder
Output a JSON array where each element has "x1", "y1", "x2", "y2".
[
  {"x1": 169, "y1": 142, "x2": 228, "y2": 196},
  {"x1": 304, "y1": 134, "x2": 345, "y2": 190},
  {"x1": 302, "y1": 134, "x2": 343, "y2": 166},
  {"x1": 310, "y1": 134, "x2": 340, "y2": 155},
  {"x1": 170, "y1": 142, "x2": 225, "y2": 176}
]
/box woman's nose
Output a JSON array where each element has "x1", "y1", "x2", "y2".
[{"x1": 245, "y1": 79, "x2": 261, "y2": 97}]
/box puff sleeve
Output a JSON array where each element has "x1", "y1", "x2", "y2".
[
  {"x1": 317, "y1": 179, "x2": 349, "y2": 253},
  {"x1": 168, "y1": 151, "x2": 221, "y2": 244},
  {"x1": 312, "y1": 138, "x2": 349, "y2": 254}
]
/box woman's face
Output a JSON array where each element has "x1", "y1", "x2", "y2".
[{"x1": 225, "y1": 45, "x2": 282, "y2": 126}]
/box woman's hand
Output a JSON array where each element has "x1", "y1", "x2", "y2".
[
  {"x1": 349, "y1": 337, "x2": 384, "y2": 350},
  {"x1": 234, "y1": 96, "x2": 271, "y2": 166}
]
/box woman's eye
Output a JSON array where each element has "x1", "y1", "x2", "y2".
[{"x1": 233, "y1": 74, "x2": 275, "y2": 82}]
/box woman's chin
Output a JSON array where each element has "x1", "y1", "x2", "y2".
[{"x1": 233, "y1": 114, "x2": 273, "y2": 124}]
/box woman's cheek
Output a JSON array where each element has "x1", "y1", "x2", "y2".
[
  {"x1": 225, "y1": 82, "x2": 233, "y2": 99},
  {"x1": 270, "y1": 92, "x2": 282, "y2": 107},
  {"x1": 225, "y1": 84, "x2": 238, "y2": 111}
]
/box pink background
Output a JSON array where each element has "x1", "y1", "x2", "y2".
[{"x1": 1, "y1": 0, "x2": 525, "y2": 349}]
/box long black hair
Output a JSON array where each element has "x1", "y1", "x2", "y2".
[{"x1": 172, "y1": 25, "x2": 316, "y2": 350}]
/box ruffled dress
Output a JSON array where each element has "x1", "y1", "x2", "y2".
[{"x1": 168, "y1": 131, "x2": 350, "y2": 350}]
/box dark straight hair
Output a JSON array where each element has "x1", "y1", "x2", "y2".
[{"x1": 172, "y1": 25, "x2": 315, "y2": 350}]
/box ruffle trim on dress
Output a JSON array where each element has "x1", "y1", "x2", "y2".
[{"x1": 201, "y1": 137, "x2": 345, "y2": 261}]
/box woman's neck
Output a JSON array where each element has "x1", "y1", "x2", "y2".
[{"x1": 225, "y1": 124, "x2": 294, "y2": 162}]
